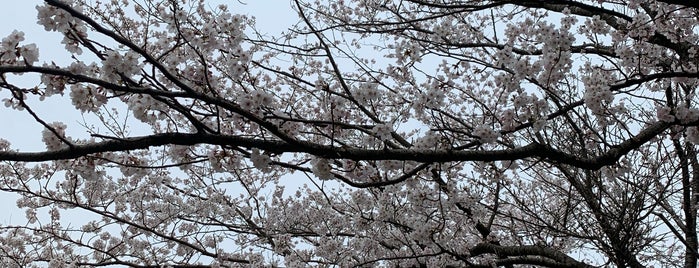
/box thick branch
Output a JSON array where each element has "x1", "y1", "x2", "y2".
[
  {"x1": 470, "y1": 242, "x2": 595, "y2": 268},
  {"x1": 0, "y1": 120, "x2": 671, "y2": 170}
]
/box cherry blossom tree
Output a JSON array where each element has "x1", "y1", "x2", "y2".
[{"x1": 1, "y1": 0, "x2": 699, "y2": 267}]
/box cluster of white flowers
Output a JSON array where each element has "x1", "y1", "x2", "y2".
[
  {"x1": 178, "y1": 7, "x2": 248, "y2": 57},
  {"x1": 207, "y1": 149, "x2": 241, "y2": 172},
  {"x1": 36, "y1": 1, "x2": 87, "y2": 54},
  {"x1": 494, "y1": 45, "x2": 515, "y2": 68},
  {"x1": 61, "y1": 31, "x2": 85, "y2": 55},
  {"x1": 581, "y1": 66, "x2": 615, "y2": 115},
  {"x1": 413, "y1": 86, "x2": 446, "y2": 113},
  {"x1": 101, "y1": 50, "x2": 142, "y2": 82},
  {"x1": 499, "y1": 93, "x2": 551, "y2": 133},
  {"x1": 70, "y1": 84, "x2": 107, "y2": 113},
  {"x1": 18, "y1": 44, "x2": 39, "y2": 65},
  {"x1": 353, "y1": 82, "x2": 382, "y2": 105},
  {"x1": 186, "y1": 7, "x2": 249, "y2": 78},
  {"x1": 473, "y1": 125, "x2": 499, "y2": 144},
  {"x1": 412, "y1": 131, "x2": 441, "y2": 149},
  {"x1": 167, "y1": 145, "x2": 192, "y2": 169},
  {"x1": 528, "y1": 18, "x2": 575, "y2": 85},
  {"x1": 2, "y1": 93, "x2": 26, "y2": 111},
  {"x1": 531, "y1": 118, "x2": 547, "y2": 132},
  {"x1": 560, "y1": 8, "x2": 577, "y2": 28},
  {"x1": 67, "y1": 61, "x2": 99, "y2": 75},
  {"x1": 207, "y1": 150, "x2": 224, "y2": 172},
  {"x1": 114, "y1": 154, "x2": 148, "y2": 178},
  {"x1": 393, "y1": 40, "x2": 422, "y2": 63},
  {"x1": 310, "y1": 157, "x2": 333, "y2": 180},
  {"x1": 36, "y1": 1, "x2": 80, "y2": 33},
  {"x1": 686, "y1": 127, "x2": 699, "y2": 144},
  {"x1": 615, "y1": 45, "x2": 637, "y2": 71},
  {"x1": 372, "y1": 123, "x2": 393, "y2": 141},
  {"x1": 0, "y1": 139, "x2": 9, "y2": 151},
  {"x1": 627, "y1": 13, "x2": 656, "y2": 39},
  {"x1": 127, "y1": 94, "x2": 165, "y2": 123},
  {"x1": 277, "y1": 121, "x2": 301, "y2": 136},
  {"x1": 499, "y1": 109, "x2": 517, "y2": 131},
  {"x1": 188, "y1": 23, "x2": 221, "y2": 52},
  {"x1": 512, "y1": 92, "x2": 534, "y2": 110},
  {"x1": 41, "y1": 122, "x2": 68, "y2": 151},
  {"x1": 674, "y1": 106, "x2": 699, "y2": 124},
  {"x1": 344, "y1": 162, "x2": 379, "y2": 183},
  {"x1": 250, "y1": 90, "x2": 273, "y2": 107},
  {"x1": 71, "y1": 157, "x2": 104, "y2": 180},
  {"x1": 239, "y1": 90, "x2": 273, "y2": 112},
  {"x1": 81, "y1": 221, "x2": 100, "y2": 233},
  {"x1": 656, "y1": 105, "x2": 674, "y2": 122},
  {"x1": 223, "y1": 50, "x2": 252, "y2": 82},
  {"x1": 227, "y1": 61, "x2": 246, "y2": 79},
  {"x1": 1, "y1": 30, "x2": 23, "y2": 54},
  {"x1": 40, "y1": 71, "x2": 67, "y2": 98},
  {"x1": 431, "y1": 21, "x2": 453, "y2": 42},
  {"x1": 581, "y1": 15, "x2": 610, "y2": 36},
  {"x1": 25, "y1": 208, "x2": 38, "y2": 224},
  {"x1": 0, "y1": 30, "x2": 39, "y2": 65},
  {"x1": 250, "y1": 149, "x2": 271, "y2": 172}
]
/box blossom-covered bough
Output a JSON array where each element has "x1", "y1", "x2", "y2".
[{"x1": 0, "y1": 0, "x2": 698, "y2": 267}]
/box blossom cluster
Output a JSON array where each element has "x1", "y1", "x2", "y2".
[
  {"x1": 581, "y1": 15, "x2": 610, "y2": 36},
  {"x1": 581, "y1": 64, "x2": 616, "y2": 115},
  {"x1": 70, "y1": 84, "x2": 108, "y2": 113},
  {"x1": 310, "y1": 157, "x2": 333, "y2": 180},
  {"x1": 656, "y1": 105, "x2": 675, "y2": 123},
  {"x1": 70, "y1": 157, "x2": 104, "y2": 181},
  {"x1": 372, "y1": 123, "x2": 393, "y2": 141},
  {"x1": 2, "y1": 92, "x2": 27, "y2": 111},
  {"x1": 674, "y1": 106, "x2": 699, "y2": 124},
  {"x1": 0, "y1": 30, "x2": 39, "y2": 65},
  {"x1": 239, "y1": 90, "x2": 273, "y2": 112},
  {"x1": 36, "y1": 0, "x2": 87, "y2": 54},
  {"x1": 101, "y1": 50, "x2": 142, "y2": 82},
  {"x1": 353, "y1": 82, "x2": 382, "y2": 105},
  {"x1": 686, "y1": 127, "x2": 699, "y2": 144},
  {"x1": 412, "y1": 85, "x2": 446, "y2": 113},
  {"x1": 40, "y1": 71, "x2": 68, "y2": 98},
  {"x1": 0, "y1": 138, "x2": 9, "y2": 151},
  {"x1": 207, "y1": 148, "x2": 241, "y2": 172},
  {"x1": 392, "y1": 40, "x2": 422, "y2": 63},
  {"x1": 41, "y1": 122, "x2": 68, "y2": 151},
  {"x1": 473, "y1": 125, "x2": 499, "y2": 144},
  {"x1": 36, "y1": 1, "x2": 80, "y2": 33},
  {"x1": 250, "y1": 149, "x2": 271, "y2": 172},
  {"x1": 126, "y1": 94, "x2": 167, "y2": 123},
  {"x1": 114, "y1": 154, "x2": 148, "y2": 178}
]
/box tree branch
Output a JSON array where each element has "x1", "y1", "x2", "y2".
[
  {"x1": 470, "y1": 242, "x2": 595, "y2": 268},
  {"x1": 0, "y1": 119, "x2": 672, "y2": 170}
]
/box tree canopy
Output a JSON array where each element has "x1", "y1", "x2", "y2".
[{"x1": 1, "y1": 0, "x2": 698, "y2": 267}]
